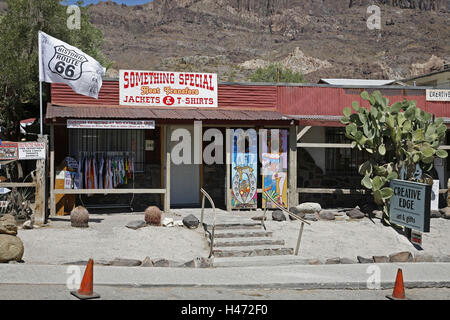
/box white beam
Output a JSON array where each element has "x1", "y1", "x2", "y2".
[
  {"x1": 297, "y1": 143, "x2": 353, "y2": 148},
  {"x1": 297, "y1": 126, "x2": 311, "y2": 142}
]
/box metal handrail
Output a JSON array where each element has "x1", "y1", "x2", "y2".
[
  {"x1": 262, "y1": 190, "x2": 310, "y2": 256},
  {"x1": 200, "y1": 188, "x2": 216, "y2": 258}
]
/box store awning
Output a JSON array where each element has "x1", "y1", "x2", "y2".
[{"x1": 45, "y1": 104, "x2": 294, "y2": 123}]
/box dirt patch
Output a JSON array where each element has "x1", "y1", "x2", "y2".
[{"x1": 18, "y1": 213, "x2": 209, "y2": 265}]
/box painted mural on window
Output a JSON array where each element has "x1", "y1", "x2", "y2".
[
  {"x1": 231, "y1": 129, "x2": 258, "y2": 209},
  {"x1": 262, "y1": 129, "x2": 288, "y2": 209}
]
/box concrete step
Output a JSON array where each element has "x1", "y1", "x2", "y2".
[
  {"x1": 209, "y1": 237, "x2": 285, "y2": 247},
  {"x1": 213, "y1": 246, "x2": 294, "y2": 258},
  {"x1": 206, "y1": 223, "x2": 262, "y2": 231},
  {"x1": 213, "y1": 230, "x2": 273, "y2": 239},
  {"x1": 212, "y1": 255, "x2": 311, "y2": 268}
]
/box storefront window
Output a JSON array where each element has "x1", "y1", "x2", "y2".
[
  {"x1": 68, "y1": 129, "x2": 144, "y2": 172},
  {"x1": 325, "y1": 127, "x2": 369, "y2": 177}
]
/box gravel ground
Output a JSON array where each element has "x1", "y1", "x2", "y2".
[
  {"x1": 230, "y1": 210, "x2": 450, "y2": 261},
  {"x1": 16, "y1": 209, "x2": 450, "y2": 265},
  {"x1": 18, "y1": 211, "x2": 209, "y2": 265},
  {"x1": 267, "y1": 218, "x2": 450, "y2": 261}
]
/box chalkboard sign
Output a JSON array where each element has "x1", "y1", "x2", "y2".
[{"x1": 389, "y1": 179, "x2": 431, "y2": 232}]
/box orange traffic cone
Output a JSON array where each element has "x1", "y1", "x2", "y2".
[
  {"x1": 386, "y1": 268, "x2": 407, "y2": 300},
  {"x1": 70, "y1": 259, "x2": 100, "y2": 300}
]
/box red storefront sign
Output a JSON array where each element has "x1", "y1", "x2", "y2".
[{"x1": 119, "y1": 70, "x2": 218, "y2": 108}]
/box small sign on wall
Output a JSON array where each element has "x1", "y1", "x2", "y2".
[
  {"x1": 18, "y1": 142, "x2": 46, "y2": 160},
  {"x1": 145, "y1": 140, "x2": 155, "y2": 151},
  {"x1": 426, "y1": 89, "x2": 450, "y2": 101},
  {"x1": 0, "y1": 142, "x2": 18, "y2": 160}
]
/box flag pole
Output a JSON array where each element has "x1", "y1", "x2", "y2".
[
  {"x1": 39, "y1": 80, "x2": 43, "y2": 136},
  {"x1": 38, "y1": 31, "x2": 43, "y2": 136}
]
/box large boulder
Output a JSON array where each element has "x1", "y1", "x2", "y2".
[
  {"x1": 0, "y1": 214, "x2": 17, "y2": 236},
  {"x1": 357, "y1": 256, "x2": 374, "y2": 264},
  {"x1": 389, "y1": 251, "x2": 413, "y2": 263},
  {"x1": 70, "y1": 206, "x2": 89, "y2": 228},
  {"x1": 182, "y1": 257, "x2": 213, "y2": 268},
  {"x1": 144, "y1": 206, "x2": 162, "y2": 226},
  {"x1": 431, "y1": 210, "x2": 442, "y2": 218},
  {"x1": 372, "y1": 256, "x2": 389, "y2": 263},
  {"x1": 152, "y1": 258, "x2": 181, "y2": 267},
  {"x1": 0, "y1": 234, "x2": 24, "y2": 263},
  {"x1": 442, "y1": 207, "x2": 450, "y2": 219},
  {"x1": 110, "y1": 258, "x2": 142, "y2": 267},
  {"x1": 304, "y1": 213, "x2": 318, "y2": 221},
  {"x1": 288, "y1": 207, "x2": 305, "y2": 220},
  {"x1": 126, "y1": 220, "x2": 146, "y2": 230},
  {"x1": 272, "y1": 210, "x2": 286, "y2": 221},
  {"x1": 296, "y1": 202, "x2": 322, "y2": 213},
  {"x1": 182, "y1": 214, "x2": 200, "y2": 229},
  {"x1": 319, "y1": 210, "x2": 335, "y2": 221},
  {"x1": 346, "y1": 208, "x2": 365, "y2": 219},
  {"x1": 141, "y1": 256, "x2": 154, "y2": 267}
]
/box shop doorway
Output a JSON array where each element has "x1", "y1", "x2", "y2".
[{"x1": 167, "y1": 125, "x2": 200, "y2": 207}]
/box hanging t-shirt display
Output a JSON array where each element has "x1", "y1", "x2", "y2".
[{"x1": 76, "y1": 152, "x2": 135, "y2": 190}]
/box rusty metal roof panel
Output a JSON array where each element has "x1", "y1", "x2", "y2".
[
  {"x1": 51, "y1": 82, "x2": 278, "y2": 110},
  {"x1": 45, "y1": 104, "x2": 290, "y2": 122},
  {"x1": 51, "y1": 82, "x2": 120, "y2": 106}
]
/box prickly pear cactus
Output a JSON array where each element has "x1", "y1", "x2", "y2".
[{"x1": 341, "y1": 90, "x2": 448, "y2": 225}]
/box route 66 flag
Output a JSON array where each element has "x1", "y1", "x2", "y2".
[{"x1": 38, "y1": 31, "x2": 106, "y2": 99}]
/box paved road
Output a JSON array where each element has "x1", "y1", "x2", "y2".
[
  {"x1": 1, "y1": 284, "x2": 449, "y2": 300},
  {"x1": 2, "y1": 262, "x2": 450, "y2": 289}
]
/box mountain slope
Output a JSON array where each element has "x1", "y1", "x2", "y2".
[{"x1": 87, "y1": 0, "x2": 450, "y2": 82}]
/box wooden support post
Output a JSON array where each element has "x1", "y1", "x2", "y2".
[
  {"x1": 34, "y1": 135, "x2": 48, "y2": 225},
  {"x1": 447, "y1": 178, "x2": 450, "y2": 207},
  {"x1": 164, "y1": 126, "x2": 171, "y2": 214},
  {"x1": 225, "y1": 128, "x2": 231, "y2": 212},
  {"x1": 50, "y1": 125, "x2": 56, "y2": 217},
  {"x1": 289, "y1": 124, "x2": 298, "y2": 208}
]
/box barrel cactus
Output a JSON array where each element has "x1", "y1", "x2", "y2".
[
  {"x1": 70, "y1": 206, "x2": 89, "y2": 228},
  {"x1": 341, "y1": 90, "x2": 447, "y2": 224},
  {"x1": 144, "y1": 206, "x2": 162, "y2": 226}
]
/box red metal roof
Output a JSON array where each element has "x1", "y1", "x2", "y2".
[
  {"x1": 51, "y1": 82, "x2": 278, "y2": 110},
  {"x1": 45, "y1": 104, "x2": 292, "y2": 123},
  {"x1": 278, "y1": 86, "x2": 450, "y2": 119},
  {"x1": 50, "y1": 81, "x2": 450, "y2": 125}
]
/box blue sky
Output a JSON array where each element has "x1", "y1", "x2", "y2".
[{"x1": 63, "y1": 0, "x2": 152, "y2": 5}]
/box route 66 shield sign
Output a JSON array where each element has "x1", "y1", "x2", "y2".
[
  {"x1": 48, "y1": 45, "x2": 88, "y2": 81},
  {"x1": 39, "y1": 31, "x2": 106, "y2": 98}
]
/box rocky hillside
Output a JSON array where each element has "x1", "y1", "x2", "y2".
[{"x1": 46, "y1": 1, "x2": 450, "y2": 82}]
